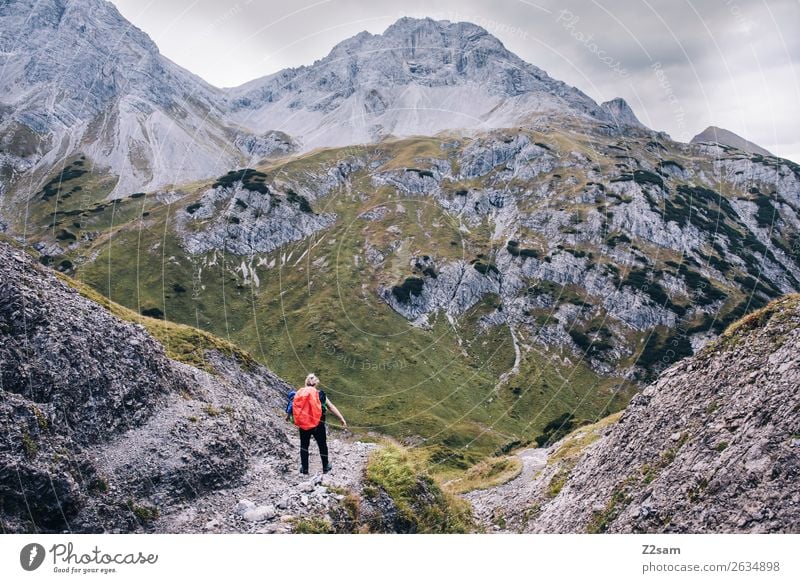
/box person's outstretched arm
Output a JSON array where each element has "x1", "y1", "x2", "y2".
[{"x1": 326, "y1": 399, "x2": 347, "y2": 428}]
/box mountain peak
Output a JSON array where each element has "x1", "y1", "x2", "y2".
[
  {"x1": 226, "y1": 16, "x2": 647, "y2": 150},
  {"x1": 382, "y1": 15, "x2": 489, "y2": 37},
  {"x1": 600, "y1": 97, "x2": 645, "y2": 129},
  {"x1": 691, "y1": 126, "x2": 773, "y2": 156}
]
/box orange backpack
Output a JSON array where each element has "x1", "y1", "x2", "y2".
[{"x1": 292, "y1": 386, "x2": 322, "y2": 430}]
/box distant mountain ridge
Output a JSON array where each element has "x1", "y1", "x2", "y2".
[
  {"x1": 0, "y1": 1, "x2": 646, "y2": 201},
  {"x1": 224, "y1": 16, "x2": 645, "y2": 149},
  {"x1": 691, "y1": 126, "x2": 773, "y2": 157}
]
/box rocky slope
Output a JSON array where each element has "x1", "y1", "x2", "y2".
[
  {"x1": 0, "y1": 239, "x2": 365, "y2": 533},
  {"x1": 0, "y1": 0, "x2": 293, "y2": 201},
  {"x1": 468, "y1": 294, "x2": 800, "y2": 533},
  {"x1": 0, "y1": 238, "x2": 274, "y2": 532}
]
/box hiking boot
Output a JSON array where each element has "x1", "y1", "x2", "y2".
[
  {"x1": 323, "y1": 464, "x2": 333, "y2": 474},
  {"x1": 300, "y1": 466, "x2": 309, "y2": 475}
]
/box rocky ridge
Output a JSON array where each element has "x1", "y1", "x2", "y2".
[
  {"x1": 164, "y1": 129, "x2": 800, "y2": 384},
  {"x1": 467, "y1": 295, "x2": 800, "y2": 533},
  {"x1": 226, "y1": 17, "x2": 640, "y2": 150}
]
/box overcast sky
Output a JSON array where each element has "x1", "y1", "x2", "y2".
[{"x1": 110, "y1": 0, "x2": 800, "y2": 161}]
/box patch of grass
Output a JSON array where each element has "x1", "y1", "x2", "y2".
[
  {"x1": 88, "y1": 477, "x2": 109, "y2": 495},
  {"x1": 546, "y1": 468, "x2": 571, "y2": 498},
  {"x1": 292, "y1": 517, "x2": 334, "y2": 534},
  {"x1": 127, "y1": 500, "x2": 159, "y2": 525},
  {"x1": 32, "y1": 406, "x2": 48, "y2": 430},
  {"x1": 445, "y1": 456, "x2": 522, "y2": 494},
  {"x1": 202, "y1": 404, "x2": 222, "y2": 417},
  {"x1": 716, "y1": 294, "x2": 800, "y2": 344},
  {"x1": 365, "y1": 443, "x2": 474, "y2": 533},
  {"x1": 548, "y1": 412, "x2": 623, "y2": 464},
  {"x1": 587, "y1": 477, "x2": 634, "y2": 533},
  {"x1": 687, "y1": 477, "x2": 709, "y2": 502},
  {"x1": 523, "y1": 504, "x2": 542, "y2": 523},
  {"x1": 21, "y1": 429, "x2": 37, "y2": 459}
]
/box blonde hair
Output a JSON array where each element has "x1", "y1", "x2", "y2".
[{"x1": 305, "y1": 373, "x2": 319, "y2": 387}]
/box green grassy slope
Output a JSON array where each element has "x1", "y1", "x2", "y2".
[{"x1": 13, "y1": 128, "x2": 794, "y2": 466}]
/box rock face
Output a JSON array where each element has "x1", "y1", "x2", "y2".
[
  {"x1": 346, "y1": 130, "x2": 799, "y2": 379},
  {"x1": 226, "y1": 17, "x2": 642, "y2": 150},
  {"x1": 601, "y1": 97, "x2": 646, "y2": 130},
  {"x1": 470, "y1": 295, "x2": 800, "y2": 533},
  {"x1": 691, "y1": 126, "x2": 774, "y2": 157},
  {"x1": 0, "y1": 249, "x2": 187, "y2": 445}
]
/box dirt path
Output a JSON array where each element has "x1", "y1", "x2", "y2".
[
  {"x1": 464, "y1": 447, "x2": 548, "y2": 532},
  {"x1": 156, "y1": 435, "x2": 374, "y2": 533}
]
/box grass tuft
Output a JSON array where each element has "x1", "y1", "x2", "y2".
[{"x1": 365, "y1": 443, "x2": 474, "y2": 533}]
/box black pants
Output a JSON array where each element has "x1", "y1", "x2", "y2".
[{"x1": 299, "y1": 423, "x2": 328, "y2": 473}]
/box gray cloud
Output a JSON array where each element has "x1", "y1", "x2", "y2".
[{"x1": 111, "y1": 0, "x2": 800, "y2": 160}]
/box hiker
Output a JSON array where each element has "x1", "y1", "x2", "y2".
[{"x1": 287, "y1": 373, "x2": 347, "y2": 475}]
